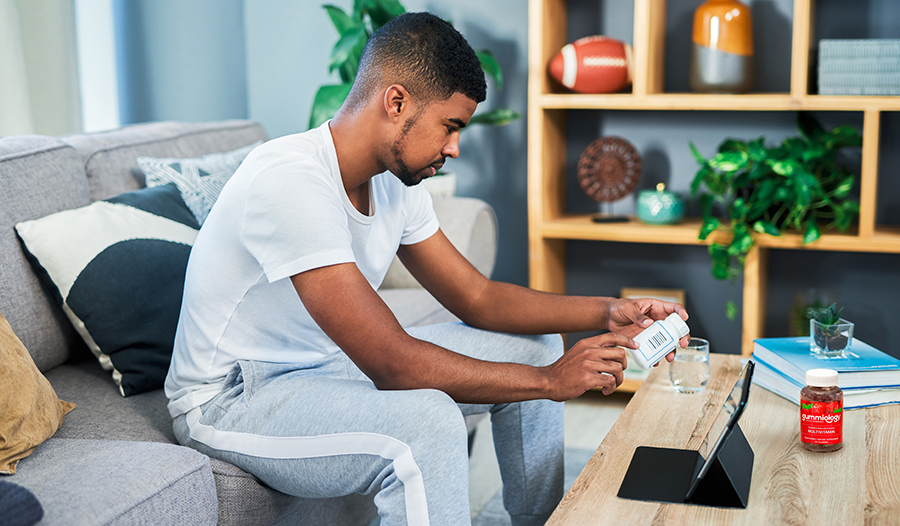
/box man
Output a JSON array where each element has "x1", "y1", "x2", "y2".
[{"x1": 165, "y1": 12, "x2": 689, "y2": 526}]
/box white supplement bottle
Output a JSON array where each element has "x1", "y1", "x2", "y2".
[{"x1": 630, "y1": 313, "x2": 690, "y2": 370}]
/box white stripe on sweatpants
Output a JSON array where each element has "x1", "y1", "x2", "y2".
[{"x1": 186, "y1": 407, "x2": 429, "y2": 524}]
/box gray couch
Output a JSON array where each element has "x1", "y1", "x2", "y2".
[{"x1": 0, "y1": 120, "x2": 498, "y2": 525}]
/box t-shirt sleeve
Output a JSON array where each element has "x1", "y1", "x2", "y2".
[
  {"x1": 241, "y1": 164, "x2": 355, "y2": 283},
  {"x1": 400, "y1": 183, "x2": 440, "y2": 245}
]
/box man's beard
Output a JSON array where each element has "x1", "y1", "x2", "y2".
[
  {"x1": 389, "y1": 107, "x2": 433, "y2": 187},
  {"x1": 390, "y1": 147, "x2": 422, "y2": 187}
]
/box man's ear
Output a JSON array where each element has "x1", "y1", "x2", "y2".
[{"x1": 383, "y1": 84, "x2": 412, "y2": 122}]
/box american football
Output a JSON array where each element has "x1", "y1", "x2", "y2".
[{"x1": 548, "y1": 36, "x2": 632, "y2": 94}]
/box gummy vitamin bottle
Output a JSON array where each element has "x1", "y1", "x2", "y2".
[{"x1": 800, "y1": 368, "x2": 843, "y2": 452}]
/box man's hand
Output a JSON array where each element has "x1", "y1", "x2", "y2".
[
  {"x1": 542, "y1": 332, "x2": 634, "y2": 400},
  {"x1": 607, "y1": 298, "x2": 690, "y2": 365}
]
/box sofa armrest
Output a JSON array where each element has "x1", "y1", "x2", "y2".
[{"x1": 380, "y1": 197, "x2": 498, "y2": 290}]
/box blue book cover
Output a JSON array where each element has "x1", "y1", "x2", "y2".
[
  {"x1": 752, "y1": 337, "x2": 900, "y2": 389},
  {"x1": 751, "y1": 357, "x2": 900, "y2": 409}
]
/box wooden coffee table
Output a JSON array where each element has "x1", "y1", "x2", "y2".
[{"x1": 546, "y1": 353, "x2": 900, "y2": 525}]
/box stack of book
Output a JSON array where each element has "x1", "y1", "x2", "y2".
[{"x1": 752, "y1": 337, "x2": 900, "y2": 409}]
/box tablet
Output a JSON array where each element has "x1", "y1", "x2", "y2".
[{"x1": 684, "y1": 359, "x2": 754, "y2": 500}]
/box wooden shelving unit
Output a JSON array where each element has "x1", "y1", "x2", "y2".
[{"x1": 527, "y1": 0, "x2": 899, "y2": 391}]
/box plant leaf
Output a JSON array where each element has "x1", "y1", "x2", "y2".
[
  {"x1": 802, "y1": 145, "x2": 827, "y2": 162},
  {"x1": 774, "y1": 185, "x2": 791, "y2": 202},
  {"x1": 834, "y1": 201, "x2": 859, "y2": 230},
  {"x1": 699, "y1": 193, "x2": 714, "y2": 218},
  {"x1": 709, "y1": 151, "x2": 748, "y2": 172},
  {"x1": 794, "y1": 171, "x2": 820, "y2": 208},
  {"x1": 690, "y1": 168, "x2": 707, "y2": 198},
  {"x1": 803, "y1": 217, "x2": 821, "y2": 244},
  {"x1": 727, "y1": 224, "x2": 753, "y2": 256},
  {"x1": 328, "y1": 26, "x2": 367, "y2": 74},
  {"x1": 832, "y1": 175, "x2": 855, "y2": 199},
  {"x1": 476, "y1": 50, "x2": 503, "y2": 90},
  {"x1": 753, "y1": 220, "x2": 780, "y2": 236},
  {"x1": 699, "y1": 215, "x2": 720, "y2": 240},
  {"x1": 825, "y1": 125, "x2": 862, "y2": 149},
  {"x1": 769, "y1": 159, "x2": 798, "y2": 176},
  {"x1": 365, "y1": 0, "x2": 406, "y2": 32},
  {"x1": 731, "y1": 196, "x2": 747, "y2": 220},
  {"x1": 785, "y1": 138, "x2": 806, "y2": 159},
  {"x1": 726, "y1": 300, "x2": 738, "y2": 321},
  {"x1": 689, "y1": 142, "x2": 708, "y2": 166},
  {"x1": 709, "y1": 243, "x2": 731, "y2": 280},
  {"x1": 718, "y1": 139, "x2": 747, "y2": 153},
  {"x1": 308, "y1": 83, "x2": 353, "y2": 129},
  {"x1": 323, "y1": 4, "x2": 359, "y2": 34},
  {"x1": 746, "y1": 178, "x2": 777, "y2": 217},
  {"x1": 352, "y1": 0, "x2": 367, "y2": 20},
  {"x1": 469, "y1": 108, "x2": 520, "y2": 126},
  {"x1": 832, "y1": 204, "x2": 848, "y2": 230}
]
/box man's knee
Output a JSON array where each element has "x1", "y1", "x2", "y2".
[
  {"x1": 411, "y1": 388, "x2": 468, "y2": 442},
  {"x1": 523, "y1": 333, "x2": 564, "y2": 367}
]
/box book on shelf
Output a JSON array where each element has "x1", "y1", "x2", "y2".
[
  {"x1": 751, "y1": 358, "x2": 900, "y2": 409},
  {"x1": 752, "y1": 337, "x2": 900, "y2": 389}
]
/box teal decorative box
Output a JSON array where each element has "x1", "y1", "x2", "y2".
[{"x1": 637, "y1": 183, "x2": 684, "y2": 225}]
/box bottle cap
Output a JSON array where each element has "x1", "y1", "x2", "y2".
[
  {"x1": 665, "y1": 312, "x2": 690, "y2": 339},
  {"x1": 806, "y1": 368, "x2": 839, "y2": 387}
]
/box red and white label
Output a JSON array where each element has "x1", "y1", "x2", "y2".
[{"x1": 800, "y1": 399, "x2": 843, "y2": 445}]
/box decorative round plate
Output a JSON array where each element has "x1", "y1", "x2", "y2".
[{"x1": 576, "y1": 136, "x2": 642, "y2": 202}]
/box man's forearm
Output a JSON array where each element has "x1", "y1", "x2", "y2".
[{"x1": 456, "y1": 280, "x2": 614, "y2": 335}]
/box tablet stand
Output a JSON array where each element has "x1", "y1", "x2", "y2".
[{"x1": 616, "y1": 424, "x2": 754, "y2": 508}]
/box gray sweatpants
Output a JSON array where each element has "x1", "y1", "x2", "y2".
[{"x1": 172, "y1": 322, "x2": 565, "y2": 526}]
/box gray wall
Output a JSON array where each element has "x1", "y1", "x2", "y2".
[
  {"x1": 112, "y1": 0, "x2": 899, "y2": 356},
  {"x1": 113, "y1": 0, "x2": 248, "y2": 124}
]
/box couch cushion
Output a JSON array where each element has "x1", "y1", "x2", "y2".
[
  {"x1": 381, "y1": 196, "x2": 497, "y2": 289},
  {"x1": 45, "y1": 359, "x2": 176, "y2": 443},
  {"x1": 15, "y1": 184, "x2": 199, "y2": 396},
  {"x1": 209, "y1": 458, "x2": 377, "y2": 526},
  {"x1": 46, "y1": 360, "x2": 376, "y2": 525},
  {"x1": 138, "y1": 141, "x2": 262, "y2": 225},
  {"x1": 0, "y1": 136, "x2": 91, "y2": 372},
  {"x1": 13, "y1": 438, "x2": 217, "y2": 525},
  {"x1": 62, "y1": 120, "x2": 268, "y2": 201}
]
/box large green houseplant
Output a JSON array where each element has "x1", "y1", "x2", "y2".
[
  {"x1": 309, "y1": 0, "x2": 521, "y2": 130},
  {"x1": 690, "y1": 113, "x2": 862, "y2": 319}
]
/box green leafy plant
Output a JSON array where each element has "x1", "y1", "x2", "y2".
[
  {"x1": 690, "y1": 113, "x2": 862, "y2": 319},
  {"x1": 807, "y1": 302, "x2": 844, "y2": 326},
  {"x1": 309, "y1": 0, "x2": 521, "y2": 130},
  {"x1": 807, "y1": 302, "x2": 851, "y2": 351}
]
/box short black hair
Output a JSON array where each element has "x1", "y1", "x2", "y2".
[{"x1": 345, "y1": 12, "x2": 487, "y2": 109}]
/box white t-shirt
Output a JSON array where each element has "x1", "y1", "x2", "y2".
[{"x1": 165, "y1": 122, "x2": 440, "y2": 417}]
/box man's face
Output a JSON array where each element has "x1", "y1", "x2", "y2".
[{"x1": 388, "y1": 92, "x2": 477, "y2": 187}]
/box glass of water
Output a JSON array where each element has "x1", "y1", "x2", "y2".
[{"x1": 669, "y1": 337, "x2": 710, "y2": 394}]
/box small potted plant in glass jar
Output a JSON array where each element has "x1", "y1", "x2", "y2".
[{"x1": 807, "y1": 303, "x2": 853, "y2": 356}]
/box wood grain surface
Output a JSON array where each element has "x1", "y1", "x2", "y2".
[{"x1": 546, "y1": 354, "x2": 900, "y2": 525}]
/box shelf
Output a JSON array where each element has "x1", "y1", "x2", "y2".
[
  {"x1": 537, "y1": 215, "x2": 900, "y2": 254},
  {"x1": 528, "y1": 0, "x2": 898, "y2": 357},
  {"x1": 539, "y1": 93, "x2": 900, "y2": 112}
]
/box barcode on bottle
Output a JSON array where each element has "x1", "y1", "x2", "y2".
[{"x1": 646, "y1": 332, "x2": 668, "y2": 351}]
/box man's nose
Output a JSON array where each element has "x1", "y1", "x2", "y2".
[{"x1": 443, "y1": 135, "x2": 460, "y2": 159}]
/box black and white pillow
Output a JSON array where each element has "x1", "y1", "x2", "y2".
[
  {"x1": 15, "y1": 184, "x2": 200, "y2": 396},
  {"x1": 138, "y1": 141, "x2": 261, "y2": 225}
]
